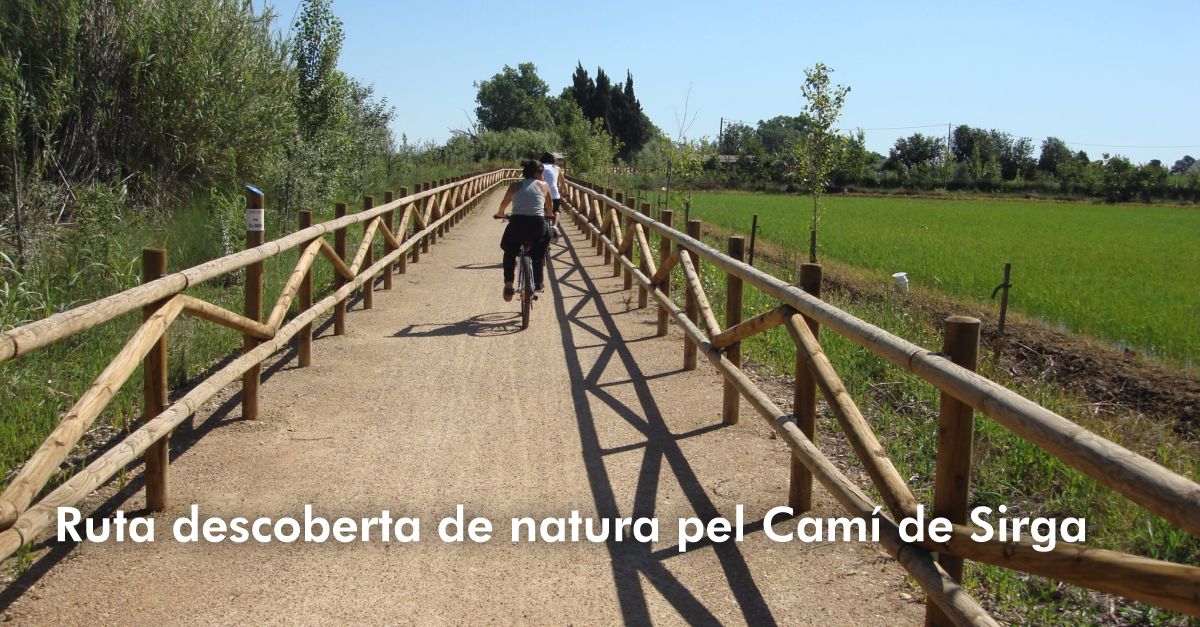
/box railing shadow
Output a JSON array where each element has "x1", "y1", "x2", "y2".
[{"x1": 548, "y1": 229, "x2": 777, "y2": 625}]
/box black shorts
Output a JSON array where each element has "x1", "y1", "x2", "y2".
[
  {"x1": 500, "y1": 215, "x2": 550, "y2": 255},
  {"x1": 552, "y1": 198, "x2": 562, "y2": 215}
]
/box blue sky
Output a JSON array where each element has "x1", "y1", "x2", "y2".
[{"x1": 264, "y1": 0, "x2": 1200, "y2": 165}]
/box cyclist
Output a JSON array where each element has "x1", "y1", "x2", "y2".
[
  {"x1": 494, "y1": 160, "x2": 554, "y2": 301},
  {"x1": 540, "y1": 152, "x2": 563, "y2": 241}
]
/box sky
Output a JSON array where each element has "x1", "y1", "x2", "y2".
[{"x1": 262, "y1": 0, "x2": 1200, "y2": 166}]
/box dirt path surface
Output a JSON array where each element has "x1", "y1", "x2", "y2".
[{"x1": 3, "y1": 191, "x2": 924, "y2": 625}]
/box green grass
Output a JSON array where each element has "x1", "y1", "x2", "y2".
[
  {"x1": 651, "y1": 229, "x2": 1200, "y2": 624},
  {"x1": 683, "y1": 191, "x2": 1200, "y2": 368}
]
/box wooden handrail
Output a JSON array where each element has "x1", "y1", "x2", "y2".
[
  {"x1": 0, "y1": 169, "x2": 518, "y2": 364},
  {"x1": 564, "y1": 180, "x2": 1200, "y2": 618},
  {"x1": 0, "y1": 296, "x2": 186, "y2": 527},
  {"x1": 571, "y1": 208, "x2": 996, "y2": 624},
  {"x1": 0, "y1": 169, "x2": 512, "y2": 535},
  {"x1": 565, "y1": 180, "x2": 1200, "y2": 541}
]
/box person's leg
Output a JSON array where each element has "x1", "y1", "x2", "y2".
[
  {"x1": 503, "y1": 250, "x2": 517, "y2": 283},
  {"x1": 532, "y1": 237, "x2": 550, "y2": 289}
]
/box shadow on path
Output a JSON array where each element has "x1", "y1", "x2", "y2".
[{"x1": 548, "y1": 228, "x2": 777, "y2": 625}]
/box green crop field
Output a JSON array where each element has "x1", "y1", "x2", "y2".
[{"x1": 687, "y1": 192, "x2": 1200, "y2": 367}]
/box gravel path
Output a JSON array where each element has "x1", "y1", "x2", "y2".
[{"x1": 2, "y1": 190, "x2": 924, "y2": 625}]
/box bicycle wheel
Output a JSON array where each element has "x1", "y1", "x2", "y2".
[{"x1": 520, "y1": 254, "x2": 533, "y2": 329}]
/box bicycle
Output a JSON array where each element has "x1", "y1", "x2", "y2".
[
  {"x1": 496, "y1": 214, "x2": 546, "y2": 330},
  {"x1": 515, "y1": 240, "x2": 537, "y2": 329}
]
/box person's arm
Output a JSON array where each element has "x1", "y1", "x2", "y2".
[
  {"x1": 541, "y1": 183, "x2": 554, "y2": 220},
  {"x1": 494, "y1": 183, "x2": 516, "y2": 219}
]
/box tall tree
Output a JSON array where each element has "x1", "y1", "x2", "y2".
[
  {"x1": 293, "y1": 0, "x2": 345, "y2": 139},
  {"x1": 756, "y1": 115, "x2": 809, "y2": 154},
  {"x1": 1038, "y1": 137, "x2": 1073, "y2": 175},
  {"x1": 590, "y1": 68, "x2": 612, "y2": 128},
  {"x1": 566, "y1": 62, "x2": 593, "y2": 112},
  {"x1": 794, "y1": 63, "x2": 849, "y2": 263},
  {"x1": 888, "y1": 133, "x2": 944, "y2": 169},
  {"x1": 473, "y1": 63, "x2": 554, "y2": 132}
]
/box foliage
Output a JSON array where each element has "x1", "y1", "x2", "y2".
[
  {"x1": 554, "y1": 101, "x2": 619, "y2": 173},
  {"x1": 473, "y1": 63, "x2": 554, "y2": 133},
  {"x1": 560, "y1": 63, "x2": 652, "y2": 160},
  {"x1": 0, "y1": 0, "x2": 294, "y2": 192},
  {"x1": 292, "y1": 0, "x2": 343, "y2": 140},
  {"x1": 886, "y1": 133, "x2": 946, "y2": 169}
]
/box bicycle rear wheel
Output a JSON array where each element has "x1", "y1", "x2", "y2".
[{"x1": 520, "y1": 255, "x2": 533, "y2": 329}]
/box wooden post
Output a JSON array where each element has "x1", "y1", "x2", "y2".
[
  {"x1": 993, "y1": 262, "x2": 1012, "y2": 363},
  {"x1": 398, "y1": 186, "x2": 409, "y2": 274},
  {"x1": 683, "y1": 220, "x2": 702, "y2": 370},
  {"x1": 622, "y1": 203, "x2": 634, "y2": 289},
  {"x1": 748, "y1": 214, "x2": 759, "y2": 267},
  {"x1": 789, "y1": 263, "x2": 822, "y2": 512},
  {"x1": 333, "y1": 202, "x2": 348, "y2": 333},
  {"x1": 602, "y1": 200, "x2": 612, "y2": 264},
  {"x1": 383, "y1": 191, "x2": 395, "y2": 290},
  {"x1": 243, "y1": 186, "x2": 265, "y2": 421},
  {"x1": 657, "y1": 210, "x2": 673, "y2": 336},
  {"x1": 420, "y1": 183, "x2": 431, "y2": 255},
  {"x1": 362, "y1": 195, "x2": 374, "y2": 310},
  {"x1": 723, "y1": 237, "x2": 745, "y2": 425},
  {"x1": 926, "y1": 315, "x2": 981, "y2": 627},
  {"x1": 142, "y1": 248, "x2": 169, "y2": 511},
  {"x1": 436, "y1": 179, "x2": 446, "y2": 237},
  {"x1": 594, "y1": 198, "x2": 604, "y2": 256},
  {"x1": 611, "y1": 193, "x2": 623, "y2": 275},
  {"x1": 298, "y1": 211, "x2": 314, "y2": 367},
  {"x1": 638, "y1": 202, "x2": 651, "y2": 308}
]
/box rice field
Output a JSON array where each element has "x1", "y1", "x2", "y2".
[{"x1": 686, "y1": 192, "x2": 1200, "y2": 367}]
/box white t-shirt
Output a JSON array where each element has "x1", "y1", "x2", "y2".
[{"x1": 542, "y1": 163, "x2": 561, "y2": 200}]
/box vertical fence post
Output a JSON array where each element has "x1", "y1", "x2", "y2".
[
  {"x1": 638, "y1": 202, "x2": 651, "y2": 308},
  {"x1": 298, "y1": 211, "x2": 314, "y2": 367},
  {"x1": 593, "y1": 196, "x2": 604, "y2": 254},
  {"x1": 398, "y1": 186, "x2": 409, "y2": 274},
  {"x1": 789, "y1": 262, "x2": 822, "y2": 512},
  {"x1": 926, "y1": 315, "x2": 981, "y2": 626},
  {"x1": 243, "y1": 187, "x2": 265, "y2": 421},
  {"x1": 362, "y1": 195, "x2": 374, "y2": 310},
  {"x1": 622, "y1": 201, "x2": 634, "y2": 288},
  {"x1": 420, "y1": 183, "x2": 431, "y2": 255},
  {"x1": 436, "y1": 179, "x2": 446, "y2": 237},
  {"x1": 657, "y1": 210, "x2": 673, "y2": 336},
  {"x1": 601, "y1": 195, "x2": 612, "y2": 264},
  {"x1": 398, "y1": 184, "x2": 412, "y2": 273},
  {"x1": 383, "y1": 191, "x2": 395, "y2": 290},
  {"x1": 723, "y1": 237, "x2": 745, "y2": 425},
  {"x1": 611, "y1": 193, "x2": 624, "y2": 276},
  {"x1": 142, "y1": 248, "x2": 169, "y2": 511},
  {"x1": 334, "y1": 202, "x2": 348, "y2": 335},
  {"x1": 683, "y1": 220, "x2": 702, "y2": 370}
]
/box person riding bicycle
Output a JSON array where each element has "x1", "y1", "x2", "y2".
[
  {"x1": 494, "y1": 160, "x2": 554, "y2": 301},
  {"x1": 542, "y1": 151, "x2": 564, "y2": 239}
]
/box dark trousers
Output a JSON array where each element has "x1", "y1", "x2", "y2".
[{"x1": 500, "y1": 215, "x2": 550, "y2": 285}]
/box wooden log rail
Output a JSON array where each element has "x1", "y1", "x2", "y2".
[
  {"x1": 0, "y1": 168, "x2": 517, "y2": 542},
  {"x1": 561, "y1": 178, "x2": 1200, "y2": 621}
]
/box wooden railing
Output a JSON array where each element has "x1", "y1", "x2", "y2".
[
  {"x1": 561, "y1": 178, "x2": 1200, "y2": 624},
  {"x1": 0, "y1": 168, "x2": 518, "y2": 559}
]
